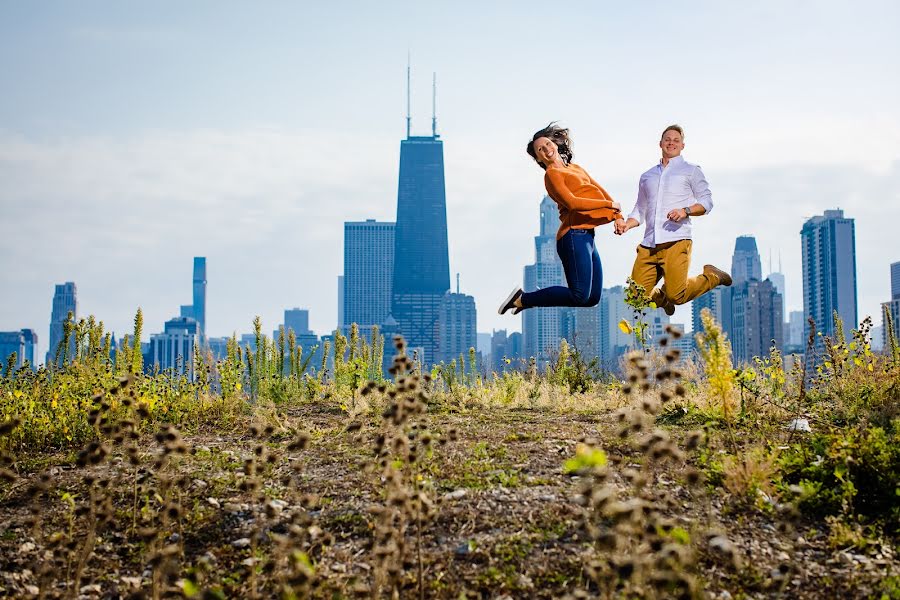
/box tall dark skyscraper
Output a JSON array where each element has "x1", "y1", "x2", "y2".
[
  {"x1": 801, "y1": 209, "x2": 857, "y2": 343},
  {"x1": 47, "y1": 282, "x2": 77, "y2": 366},
  {"x1": 391, "y1": 70, "x2": 451, "y2": 364}
]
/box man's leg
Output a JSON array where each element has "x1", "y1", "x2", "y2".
[
  {"x1": 658, "y1": 240, "x2": 718, "y2": 305},
  {"x1": 630, "y1": 245, "x2": 664, "y2": 306}
]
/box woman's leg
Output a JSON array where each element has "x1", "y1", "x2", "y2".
[
  {"x1": 586, "y1": 240, "x2": 603, "y2": 306},
  {"x1": 520, "y1": 230, "x2": 597, "y2": 308}
]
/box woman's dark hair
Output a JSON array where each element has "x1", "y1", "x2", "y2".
[{"x1": 526, "y1": 122, "x2": 573, "y2": 169}]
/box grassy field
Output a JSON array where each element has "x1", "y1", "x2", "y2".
[{"x1": 0, "y1": 314, "x2": 898, "y2": 599}]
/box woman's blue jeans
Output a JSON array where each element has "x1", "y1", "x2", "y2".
[{"x1": 521, "y1": 228, "x2": 603, "y2": 308}]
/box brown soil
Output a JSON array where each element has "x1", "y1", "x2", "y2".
[{"x1": 0, "y1": 403, "x2": 895, "y2": 599}]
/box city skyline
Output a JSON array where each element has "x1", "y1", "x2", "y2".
[{"x1": 1, "y1": 2, "x2": 899, "y2": 362}]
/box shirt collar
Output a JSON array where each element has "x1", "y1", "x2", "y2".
[{"x1": 659, "y1": 155, "x2": 685, "y2": 169}]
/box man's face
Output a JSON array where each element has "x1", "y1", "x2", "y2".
[{"x1": 659, "y1": 130, "x2": 684, "y2": 159}]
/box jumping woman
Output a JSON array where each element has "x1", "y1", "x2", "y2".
[{"x1": 499, "y1": 123, "x2": 623, "y2": 315}]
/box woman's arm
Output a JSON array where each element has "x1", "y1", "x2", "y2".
[{"x1": 545, "y1": 168, "x2": 616, "y2": 211}]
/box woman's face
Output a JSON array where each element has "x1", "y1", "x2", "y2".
[{"x1": 532, "y1": 137, "x2": 559, "y2": 167}]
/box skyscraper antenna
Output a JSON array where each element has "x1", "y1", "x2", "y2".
[
  {"x1": 406, "y1": 52, "x2": 411, "y2": 139},
  {"x1": 456, "y1": 272, "x2": 460, "y2": 294},
  {"x1": 432, "y1": 72, "x2": 438, "y2": 138}
]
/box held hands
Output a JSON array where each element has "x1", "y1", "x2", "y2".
[{"x1": 614, "y1": 218, "x2": 638, "y2": 236}]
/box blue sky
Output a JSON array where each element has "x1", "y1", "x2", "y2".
[{"x1": 2, "y1": 1, "x2": 899, "y2": 361}]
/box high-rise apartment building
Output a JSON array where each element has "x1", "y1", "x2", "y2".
[
  {"x1": 801, "y1": 210, "x2": 857, "y2": 343},
  {"x1": 47, "y1": 282, "x2": 77, "y2": 366},
  {"x1": 523, "y1": 197, "x2": 570, "y2": 365},
  {"x1": 344, "y1": 220, "x2": 395, "y2": 333}
]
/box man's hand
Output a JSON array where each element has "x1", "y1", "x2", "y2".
[
  {"x1": 667, "y1": 207, "x2": 688, "y2": 222},
  {"x1": 614, "y1": 218, "x2": 638, "y2": 235}
]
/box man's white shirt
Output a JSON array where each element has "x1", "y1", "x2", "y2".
[{"x1": 626, "y1": 155, "x2": 713, "y2": 248}]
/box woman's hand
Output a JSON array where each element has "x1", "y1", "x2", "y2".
[{"x1": 611, "y1": 201, "x2": 621, "y2": 212}]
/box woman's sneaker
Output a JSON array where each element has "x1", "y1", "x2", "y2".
[{"x1": 499, "y1": 287, "x2": 524, "y2": 315}]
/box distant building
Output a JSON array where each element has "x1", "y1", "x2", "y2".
[
  {"x1": 523, "y1": 196, "x2": 570, "y2": 366},
  {"x1": 883, "y1": 261, "x2": 900, "y2": 352},
  {"x1": 786, "y1": 310, "x2": 806, "y2": 353},
  {"x1": 664, "y1": 323, "x2": 695, "y2": 361},
  {"x1": 148, "y1": 317, "x2": 201, "y2": 378},
  {"x1": 692, "y1": 286, "x2": 733, "y2": 340},
  {"x1": 337, "y1": 276, "x2": 345, "y2": 329},
  {"x1": 47, "y1": 282, "x2": 77, "y2": 366},
  {"x1": 599, "y1": 286, "x2": 632, "y2": 373},
  {"x1": 391, "y1": 128, "x2": 451, "y2": 367},
  {"x1": 801, "y1": 209, "x2": 857, "y2": 344},
  {"x1": 193, "y1": 258, "x2": 207, "y2": 336},
  {"x1": 344, "y1": 220, "x2": 395, "y2": 333},
  {"x1": 572, "y1": 304, "x2": 601, "y2": 360},
  {"x1": 731, "y1": 279, "x2": 784, "y2": 364},
  {"x1": 206, "y1": 337, "x2": 230, "y2": 361},
  {"x1": 438, "y1": 292, "x2": 476, "y2": 364},
  {"x1": 732, "y1": 236, "x2": 762, "y2": 284},
  {"x1": 0, "y1": 331, "x2": 26, "y2": 370},
  {"x1": 883, "y1": 299, "x2": 900, "y2": 351},
  {"x1": 891, "y1": 261, "x2": 900, "y2": 300},
  {"x1": 20, "y1": 329, "x2": 37, "y2": 367}
]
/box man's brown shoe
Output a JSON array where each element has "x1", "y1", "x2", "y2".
[
  {"x1": 657, "y1": 297, "x2": 676, "y2": 316},
  {"x1": 704, "y1": 264, "x2": 733, "y2": 287}
]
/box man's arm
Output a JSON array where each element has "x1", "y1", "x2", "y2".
[{"x1": 667, "y1": 165, "x2": 713, "y2": 222}]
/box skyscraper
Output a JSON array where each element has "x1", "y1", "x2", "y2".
[
  {"x1": 193, "y1": 257, "x2": 207, "y2": 337},
  {"x1": 891, "y1": 261, "x2": 900, "y2": 300},
  {"x1": 391, "y1": 75, "x2": 450, "y2": 366},
  {"x1": 882, "y1": 261, "x2": 900, "y2": 351},
  {"x1": 732, "y1": 235, "x2": 762, "y2": 284},
  {"x1": 599, "y1": 286, "x2": 632, "y2": 372},
  {"x1": 0, "y1": 331, "x2": 25, "y2": 370},
  {"x1": 801, "y1": 209, "x2": 858, "y2": 343},
  {"x1": 47, "y1": 282, "x2": 77, "y2": 366},
  {"x1": 787, "y1": 310, "x2": 805, "y2": 350},
  {"x1": 523, "y1": 197, "x2": 570, "y2": 365},
  {"x1": 344, "y1": 220, "x2": 395, "y2": 333},
  {"x1": 731, "y1": 279, "x2": 784, "y2": 364},
  {"x1": 438, "y1": 292, "x2": 476, "y2": 364},
  {"x1": 692, "y1": 287, "x2": 733, "y2": 339}
]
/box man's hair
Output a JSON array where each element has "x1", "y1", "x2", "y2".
[{"x1": 660, "y1": 124, "x2": 684, "y2": 141}]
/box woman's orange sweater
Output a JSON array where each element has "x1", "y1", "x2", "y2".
[{"x1": 544, "y1": 163, "x2": 622, "y2": 240}]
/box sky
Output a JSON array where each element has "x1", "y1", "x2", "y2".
[{"x1": 1, "y1": 1, "x2": 899, "y2": 362}]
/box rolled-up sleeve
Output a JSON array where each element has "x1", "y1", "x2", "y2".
[
  {"x1": 690, "y1": 166, "x2": 713, "y2": 214},
  {"x1": 627, "y1": 178, "x2": 646, "y2": 224}
]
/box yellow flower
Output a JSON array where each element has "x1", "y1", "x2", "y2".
[{"x1": 618, "y1": 320, "x2": 632, "y2": 335}]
